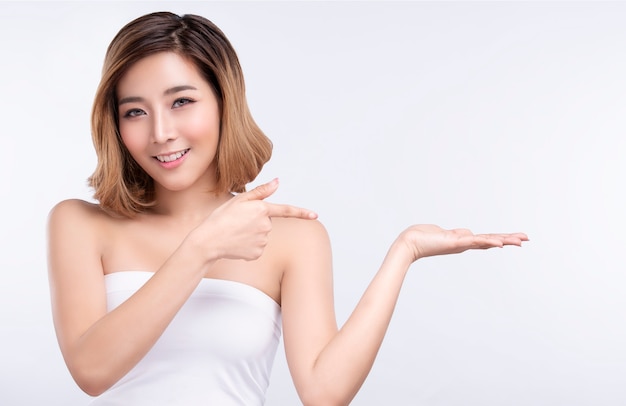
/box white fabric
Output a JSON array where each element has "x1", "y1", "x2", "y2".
[{"x1": 89, "y1": 271, "x2": 282, "y2": 405}]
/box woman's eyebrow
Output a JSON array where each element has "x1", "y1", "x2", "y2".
[
  {"x1": 118, "y1": 85, "x2": 198, "y2": 105},
  {"x1": 164, "y1": 85, "x2": 197, "y2": 95},
  {"x1": 118, "y1": 96, "x2": 142, "y2": 106}
]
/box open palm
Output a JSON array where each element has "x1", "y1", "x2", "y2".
[{"x1": 399, "y1": 224, "x2": 528, "y2": 263}]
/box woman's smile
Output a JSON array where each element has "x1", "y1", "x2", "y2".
[{"x1": 153, "y1": 148, "x2": 191, "y2": 169}]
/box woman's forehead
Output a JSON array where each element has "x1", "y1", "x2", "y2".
[{"x1": 117, "y1": 52, "x2": 207, "y2": 98}]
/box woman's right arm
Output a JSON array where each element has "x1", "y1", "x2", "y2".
[
  {"x1": 47, "y1": 180, "x2": 315, "y2": 396},
  {"x1": 48, "y1": 198, "x2": 219, "y2": 396}
]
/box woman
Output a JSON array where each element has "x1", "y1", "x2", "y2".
[{"x1": 47, "y1": 11, "x2": 527, "y2": 405}]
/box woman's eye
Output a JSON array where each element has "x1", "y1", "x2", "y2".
[
  {"x1": 123, "y1": 108, "x2": 145, "y2": 118},
  {"x1": 173, "y1": 98, "x2": 193, "y2": 108}
]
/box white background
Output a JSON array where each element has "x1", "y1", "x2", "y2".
[{"x1": 1, "y1": 1, "x2": 625, "y2": 405}]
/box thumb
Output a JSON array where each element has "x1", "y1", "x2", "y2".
[{"x1": 241, "y1": 178, "x2": 279, "y2": 201}]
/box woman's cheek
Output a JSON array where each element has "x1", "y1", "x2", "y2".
[
  {"x1": 183, "y1": 113, "x2": 220, "y2": 142},
  {"x1": 119, "y1": 123, "x2": 146, "y2": 151}
]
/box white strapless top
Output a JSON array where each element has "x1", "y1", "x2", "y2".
[{"x1": 89, "y1": 271, "x2": 282, "y2": 406}]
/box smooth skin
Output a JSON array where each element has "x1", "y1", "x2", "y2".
[{"x1": 48, "y1": 52, "x2": 528, "y2": 406}]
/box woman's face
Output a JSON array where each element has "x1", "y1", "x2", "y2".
[{"x1": 116, "y1": 52, "x2": 221, "y2": 193}]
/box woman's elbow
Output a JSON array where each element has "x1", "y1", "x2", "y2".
[
  {"x1": 299, "y1": 387, "x2": 355, "y2": 406},
  {"x1": 67, "y1": 360, "x2": 115, "y2": 397}
]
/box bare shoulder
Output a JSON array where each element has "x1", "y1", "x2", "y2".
[
  {"x1": 269, "y1": 217, "x2": 332, "y2": 274},
  {"x1": 271, "y1": 217, "x2": 331, "y2": 248},
  {"x1": 48, "y1": 199, "x2": 110, "y2": 230},
  {"x1": 49, "y1": 198, "x2": 104, "y2": 220},
  {"x1": 47, "y1": 199, "x2": 114, "y2": 257}
]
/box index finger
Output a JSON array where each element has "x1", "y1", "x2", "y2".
[
  {"x1": 239, "y1": 178, "x2": 279, "y2": 202},
  {"x1": 266, "y1": 203, "x2": 318, "y2": 220}
]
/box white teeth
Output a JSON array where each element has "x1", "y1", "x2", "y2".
[{"x1": 155, "y1": 149, "x2": 188, "y2": 163}]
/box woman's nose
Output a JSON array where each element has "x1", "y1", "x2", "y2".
[{"x1": 151, "y1": 111, "x2": 175, "y2": 144}]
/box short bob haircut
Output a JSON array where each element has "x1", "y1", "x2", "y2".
[{"x1": 89, "y1": 12, "x2": 272, "y2": 218}]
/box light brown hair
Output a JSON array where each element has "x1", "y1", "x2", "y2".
[{"x1": 89, "y1": 12, "x2": 272, "y2": 217}]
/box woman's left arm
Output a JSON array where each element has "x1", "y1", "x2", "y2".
[{"x1": 279, "y1": 220, "x2": 527, "y2": 406}]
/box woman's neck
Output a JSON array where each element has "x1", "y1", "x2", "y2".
[{"x1": 150, "y1": 184, "x2": 233, "y2": 223}]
